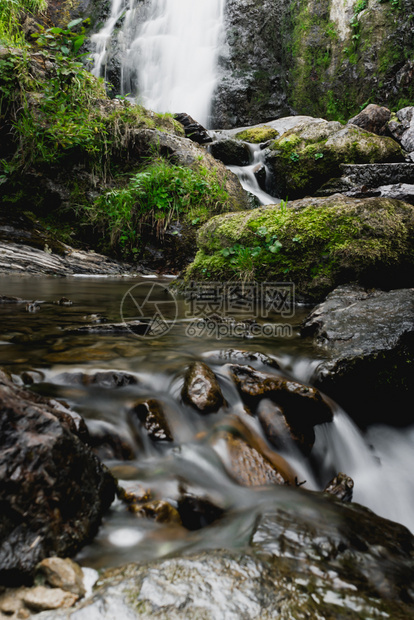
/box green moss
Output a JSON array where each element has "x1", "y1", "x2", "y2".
[
  {"x1": 266, "y1": 122, "x2": 403, "y2": 198},
  {"x1": 235, "y1": 126, "x2": 279, "y2": 143},
  {"x1": 182, "y1": 196, "x2": 414, "y2": 301}
]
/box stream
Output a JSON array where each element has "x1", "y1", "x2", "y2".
[{"x1": 1, "y1": 275, "x2": 414, "y2": 575}]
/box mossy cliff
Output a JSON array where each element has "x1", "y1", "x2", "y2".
[
  {"x1": 213, "y1": 0, "x2": 414, "y2": 127},
  {"x1": 181, "y1": 196, "x2": 414, "y2": 301}
]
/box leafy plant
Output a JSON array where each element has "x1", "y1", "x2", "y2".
[
  {"x1": 86, "y1": 160, "x2": 229, "y2": 259},
  {"x1": 0, "y1": 0, "x2": 46, "y2": 45},
  {"x1": 31, "y1": 19, "x2": 88, "y2": 58}
]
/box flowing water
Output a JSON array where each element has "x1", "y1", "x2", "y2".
[
  {"x1": 91, "y1": 0, "x2": 226, "y2": 127},
  {"x1": 1, "y1": 276, "x2": 414, "y2": 572}
]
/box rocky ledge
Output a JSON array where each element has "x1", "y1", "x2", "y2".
[{"x1": 302, "y1": 285, "x2": 414, "y2": 427}]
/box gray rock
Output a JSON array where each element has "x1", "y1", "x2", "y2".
[
  {"x1": 348, "y1": 103, "x2": 391, "y2": 135},
  {"x1": 302, "y1": 285, "x2": 414, "y2": 427},
  {"x1": 35, "y1": 495, "x2": 414, "y2": 619},
  {"x1": 316, "y1": 162, "x2": 414, "y2": 200},
  {"x1": 388, "y1": 106, "x2": 414, "y2": 153}
]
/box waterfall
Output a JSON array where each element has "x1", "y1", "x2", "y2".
[{"x1": 90, "y1": 0, "x2": 226, "y2": 128}]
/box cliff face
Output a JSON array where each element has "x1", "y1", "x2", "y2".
[
  {"x1": 210, "y1": 0, "x2": 293, "y2": 128},
  {"x1": 286, "y1": 0, "x2": 414, "y2": 121},
  {"x1": 212, "y1": 0, "x2": 414, "y2": 127},
  {"x1": 80, "y1": 0, "x2": 414, "y2": 127}
]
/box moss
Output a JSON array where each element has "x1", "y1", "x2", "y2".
[
  {"x1": 266, "y1": 122, "x2": 403, "y2": 198},
  {"x1": 235, "y1": 126, "x2": 279, "y2": 143},
  {"x1": 181, "y1": 196, "x2": 414, "y2": 301}
]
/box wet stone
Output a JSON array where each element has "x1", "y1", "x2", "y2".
[
  {"x1": 22, "y1": 585, "x2": 78, "y2": 611},
  {"x1": 202, "y1": 348, "x2": 280, "y2": 369},
  {"x1": 257, "y1": 398, "x2": 315, "y2": 455},
  {"x1": 0, "y1": 371, "x2": 116, "y2": 584},
  {"x1": 228, "y1": 364, "x2": 333, "y2": 427},
  {"x1": 324, "y1": 472, "x2": 354, "y2": 503},
  {"x1": 135, "y1": 500, "x2": 182, "y2": 525},
  {"x1": 36, "y1": 558, "x2": 85, "y2": 597},
  {"x1": 209, "y1": 416, "x2": 296, "y2": 487},
  {"x1": 181, "y1": 361, "x2": 226, "y2": 414},
  {"x1": 128, "y1": 399, "x2": 173, "y2": 442},
  {"x1": 177, "y1": 493, "x2": 224, "y2": 531}
]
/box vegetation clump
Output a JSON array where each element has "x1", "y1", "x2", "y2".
[{"x1": 86, "y1": 159, "x2": 230, "y2": 260}]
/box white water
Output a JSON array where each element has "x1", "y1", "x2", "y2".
[
  {"x1": 309, "y1": 407, "x2": 414, "y2": 532},
  {"x1": 228, "y1": 144, "x2": 279, "y2": 205},
  {"x1": 90, "y1": 0, "x2": 127, "y2": 80},
  {"x1": 91, "y1": 0, "x2": 226, "y2": 127}
]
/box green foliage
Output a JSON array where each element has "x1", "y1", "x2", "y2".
[
  {"x1": 31, "y1": 18, "x2": 88, "y2": 58},
  {"x1": 85, "y1": 159, "x2": 229, "y2": 259},
  {"x1": 0, "y1": 0, "x2": 46, "y2": 45}
]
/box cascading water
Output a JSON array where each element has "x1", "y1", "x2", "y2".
[{"x1": 90, "y1": 0, "x2": 226, "y2": 128}]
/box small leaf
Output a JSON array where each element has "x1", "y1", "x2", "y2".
[{"x1": 67, "y1": 18, "x2": 83, "y2": 30}]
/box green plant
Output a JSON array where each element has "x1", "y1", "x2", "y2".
[
  {"x1": 85, "y1": 159, "x2": 229, "y2": 259},
  {"x1": 0, "y1": 0, "x2": 46, "y2": 45},
  {"x1": 31, "y1": 19, "x2": 88, "y2": 58}
]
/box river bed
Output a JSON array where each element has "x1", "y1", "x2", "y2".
[{"x1": 1, "y1": 275, "x2": 413, "y2": 575}]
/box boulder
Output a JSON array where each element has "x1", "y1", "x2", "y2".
[
  {"x1": 182, "y1": 195, "x2": 414, "y2": 302},
  {"x1": 181, "y1": 362, "x2": 226, "y2": 414},
  {"x1": 388, "y1": 106, "x2": 414, "y2": 153},
  {"x1": 301, "y1": 285, "x2": 414, "y2": 427},
  {"x1": 348, "y1": 104, "x2": 391, "y2": 135},
  {"x1": 208, "y1": 138, "x2": 251, "y2": 166},
  {"x1": 173, "y1": 113, "x2": 212, "y2": 145},
  {"x1": 265, "y1": 119, "x2": 403, "y2": 198},
  {"x1": 0, "y1": 371, "x2": 116, "y2": 585},
  {"x1": 34, "y1": 495, "x2": 414, "y2": 619}
]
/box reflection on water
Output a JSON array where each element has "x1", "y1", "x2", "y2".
[{"x1": 1, "y1": 275, "x2": 414, "y2": 570}]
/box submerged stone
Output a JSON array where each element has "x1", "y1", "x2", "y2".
[{"x1": 128, "y1": 399, "x2": 173, "y2": 443}]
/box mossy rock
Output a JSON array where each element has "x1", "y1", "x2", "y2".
[
  {"x1": 266, "y1": 120, "x2": 404, "y2": 199},
  {"x1": 235, "y1": 126, "x2": 279, "y2": 144},
  {"x1": 181, "y1": 195, "x2": 414, "y2": 302}
]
